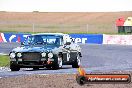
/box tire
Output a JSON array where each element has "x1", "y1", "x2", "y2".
[
  {"x1": 46, "y1": 66, "x2": 51, "y2": 69},
  {"x1": 72, "y1": 54, "x2": 81, "y2": 68},
  {"x1": 33, "y1": 67, "x2": 39, "y2": 70},
  {"x1": 52, "y1": 57, "x2": 62, "y2": 70},
  {"x1": 10, "y1": 65, "x2": 20, "y2": 71},
  {"x1": 52, "y1": 64, "x2": 59, "y2": 70}
]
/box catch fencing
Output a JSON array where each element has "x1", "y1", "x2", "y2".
[{"x1": 0, "y1": 23, "x2": 116, "y2": 33}]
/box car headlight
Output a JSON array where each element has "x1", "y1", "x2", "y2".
[
  {"x1": 17, "y1": 53, "x2": 22, "y2": 58},
  {"x1": 10, "y1": 53, "x2": 16, "y2": 58},
  {"x1": 41, "y1": 52, "x2": 46, "y2": 57},
  {"x1": 48, "y1": 53, "x2": 53, "y2": 58}
]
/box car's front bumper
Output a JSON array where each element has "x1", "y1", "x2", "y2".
[{"x1": 10, "y1": 60, "x2": 55, "y2": 68}]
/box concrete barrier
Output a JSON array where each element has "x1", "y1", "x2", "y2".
[{"x1": 103, "y1": 34, "x2": 132, "y2": 45}]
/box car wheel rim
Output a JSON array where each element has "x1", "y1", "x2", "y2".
[
  {"x1": 77, "y1": 56, "x2": 81, "y2": 66},
  {"x1": 58, "y1": 57, "x2": 62, "y2": 68}
]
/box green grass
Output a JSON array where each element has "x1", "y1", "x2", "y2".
[{"x1": 0, "y1": 55, "x2": 10, "y2": 67}]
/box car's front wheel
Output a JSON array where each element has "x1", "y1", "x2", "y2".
[
  {"x1": 52, "y1": 57, "x2": 62, "y2": 70},
  {"x1": 10, "y1": 65, "x2": 20, "y2": 71},
  {"x1": 58, "y1": 57, "x2": 63, "y2": 68},
  {"x1": 46, "y1": 66, "x2": 51, "y2": 69},
  {"x1": 72, "y1": 54, "x2": 81, "y2": 68}
]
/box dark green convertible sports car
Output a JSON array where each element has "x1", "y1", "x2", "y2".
[{"x1": 9, "y1": 33, "x2": 82, "y2": 71}]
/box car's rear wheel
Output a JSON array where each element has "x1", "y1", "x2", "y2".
[{"x1": 72, "y1": 54, "x2": 81, "y2": 68}]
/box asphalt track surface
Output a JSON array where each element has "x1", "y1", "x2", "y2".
[{"x1": 0, "y1": 43, "x2": 132, "y2": 78}]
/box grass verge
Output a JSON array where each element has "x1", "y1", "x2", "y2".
[{"x1": 0, "y1": 55, "x2": 10, "y2": 67}]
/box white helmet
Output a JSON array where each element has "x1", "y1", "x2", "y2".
[{"x1": 63, "y1": 34, "x2": 71, "y2": 44}]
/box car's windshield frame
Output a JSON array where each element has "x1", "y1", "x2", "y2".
[{"x1": 23, "y1": 35, "x2": 63, "y2": 46}]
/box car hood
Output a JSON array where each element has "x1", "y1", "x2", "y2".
[{"x1": 12, "y1": 45, "x2": 60, "y2": 53}]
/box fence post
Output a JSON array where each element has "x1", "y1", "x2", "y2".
[
  {"x1": 114, "y1": 24, "x2": 118, "y2": 33},
  {"x1": 86, "y1": 24, "x2": 89, "y2": 33}
]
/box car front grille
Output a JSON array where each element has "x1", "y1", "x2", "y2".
[{"x1": 22, "y1": 52, "x2": 41, "y2": 61}]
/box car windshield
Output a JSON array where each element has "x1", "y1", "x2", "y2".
[{"x1": 23, "y1": 35, "x2": 62, "y2": 45}]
